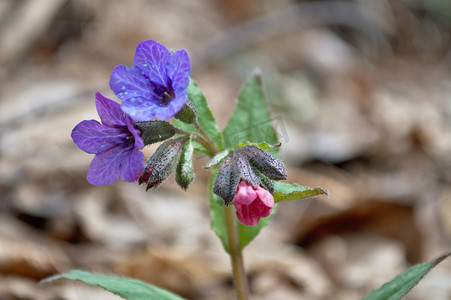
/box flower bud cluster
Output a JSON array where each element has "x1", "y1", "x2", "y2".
[
  {"x1": 213, "y1": 145, "x2": 287, "y2": 205},
  {"x1": 139, "y1": 136, "x2": 194, "y2": 190}
]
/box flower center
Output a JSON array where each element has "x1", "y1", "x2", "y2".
[{"x1": 159, "y1": 88, "x2": 175, "y2": 107}]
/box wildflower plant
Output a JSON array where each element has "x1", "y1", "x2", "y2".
[{"x1": 43, "y1": 40, "x2": 451, "y2": 300}]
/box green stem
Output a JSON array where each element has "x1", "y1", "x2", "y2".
[
  {"x1": 224, "y1": 205, "x2": 250, "y2": 300},
  {"x1": 174, "y1": 128, "x2": 216, "y2": 157},
  {"x1": 187, "y1": 118, "x2": 249, "y2": 298},
  {"x1": 194, "y1": 134, "x2": 216, "y2": 156},
  {"x1": 194, "y1": 122, "x2": 218, "y2": 154}
]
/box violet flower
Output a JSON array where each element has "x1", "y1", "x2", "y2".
[
  {"x1": 233, "y1": 180, "x2": 274, "y2": 226},
  {"x1": 71, "y1": 92, "x2": 145, "y2": 185},
  {"x1": 109, "y1": 40, "x2": 191, "y2": 121}
]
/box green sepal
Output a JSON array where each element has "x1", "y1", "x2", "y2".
[
  {"x1": 174, "y1": 100, "x2": 197, "y2": 124},
  {"x1": 212, "y1": 154, "x2": 239, "y2": 205},
  {"x1": 40, "y1": 269, "x2": 187, "y2": 300},
  {"x1": 237, "y1": 141, "x2": 281, "y2": 151},
  {"x1": 240, "y1": 145, "x2": 287, "y2": 181},
  {"x1": 134, "y1": 121, "x2": 176, "y2": 145},
  {"x1": 176, "y1": 136, "x2": 195, "y2": 190},
  {"x1": 204, "y1": 149, "x2": 232, "y2": 169},
  {"x1": 252, "y1": 167, "x2": 274, "y2": 193},
  {"x1": 273, "y1": 181, "x2": 328, "y2": 203}
]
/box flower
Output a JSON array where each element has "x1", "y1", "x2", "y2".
[
  {"x1": 109, "y1": 40, "x2": 191, "y2": 121},
  {"x1": 71, "y1": 92, "x2": 145, "y2": 185},
  {"x1": 233, "y1": 180, "x2": 274, "y2": 226}
]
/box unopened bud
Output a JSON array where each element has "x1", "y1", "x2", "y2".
[
  {"x1": 240, "y1": 145, "x2": 287, "y2": 180},
  {"x1": 174, "y1": 100, "x2": 197, "y2": 124},
  {"x1": 139, "y1": 136, "x2": 188, "y2": 190},
  {"x1": 213, "y1": 151, "x2": 263, "y2": 205},
  {"x1": 213, "y1": 156, "x2": 239, "y2": 205},
  {"x1": 176, "y1": 136, "x2": 195, "y2": 190},
  {"x1": 233, "y1": 152, "x2": 261, "y2": 188}
]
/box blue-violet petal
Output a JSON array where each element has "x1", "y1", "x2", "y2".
[
  {"x1": 120, "y1": 147, "x2": 145, "y2": 182},
  {"x1": 167, "y1": 49, "x2": 191, "y2": 92},
  {"x1": 95, "y1": 92, "x2": 127, "y2": 127},
  {"x1": 133, "y1": 40, "x2": 171, "y2": 88},
  {"x1": 71, "y1": 120, "x2": 129, "y2": 154}
]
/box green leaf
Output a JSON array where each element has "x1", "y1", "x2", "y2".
[
  {"x1": 236, "y1": 141, "x2": 281, "y2": 151},
  {"x1": 173, "y1": 119, "x2": 197, "y2": 134},
  {"x1": 223, "y1": 70, "x2": 279, "y2": 156},
  {"x1": 187, "y1": 79, "x2": 223, "y2": 150},
  {"x1": 364, "y1": 251, "x2": 451, "y2": 300},
  {"x1": 40, "y1": 269, "x2": 187, "y2": 300},
  {"x1": 273, "y1": 182, "x2": 328, "y2": 203},
  {"x1": 209, "y1": 169, "x2": 230, "y2": 252},
  {"x1": 192, "y1": 140, "x2": 209, "y2": 155},
  {"x1": 174, "y1": 101, "x2": 196, "y2": 124}
]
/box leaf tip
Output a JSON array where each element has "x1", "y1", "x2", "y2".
[{"x1": 318, "y1": 187, "x2": 330, "y2": 196}]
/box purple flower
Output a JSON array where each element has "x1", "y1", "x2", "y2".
[
  {"x1": 109, "y1": 40, "x2": 191, "y2": 121},
  {"x1": 71, "y1": 92, "x2": 145, "y2": 185}
]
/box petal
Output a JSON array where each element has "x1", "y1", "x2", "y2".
[
  {"x1": 86, "y1": 145, "x2": 124, "y2": 185},
  {"x1": 133, "y1": 40, "x2": 171, "y2": 88},
  {"x1": 121, "y1": 96, "x2": 160, "y2": 121},
  {"x1": 120, "y1": 147, "x2": 145, "y2": 182},
  {"x1": 255, "y1": 187, "x2": 274, "y2": 208},
  {"x1": 151, "y1": 89, "x2": 187, "y2": 120},
  {"x1": 95, "y1": 92, "x2": 126, "y2": 127},
  {"x1": 125, "y1": 115, "x2": 144, "y2": 149},
  {"x1": 71, "y1": 120, "x2": 129, "y2": 154},
  {"x1": 233, "y1": 181, "x2": 257, "y2": 206},
  {"x1": 110, "y1": 64, "x2": 162, "y2": 103},
  {"x1": 235, "y1": 204, "x2": 259, "y2": 226},
  {"x1": 250, "y1": 198, "x2": 272, "y2": 218},
  {"x1": 167, "y1": 49, "x2": 190, "y2": 92}
]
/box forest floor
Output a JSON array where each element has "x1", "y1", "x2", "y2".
[{"x1": 1, "y1": 0, "x2": 451, "y2": 299}]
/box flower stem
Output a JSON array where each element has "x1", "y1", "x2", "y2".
[
  {"x1": 194, "y1": 122, "x2": 218, "y2": 154},
  {"x1": 174, "y1": 127, "x2": 216, "y2": 157},
  {"x1": 224, "y1": 205, "x2": 250, "y2": 300}
]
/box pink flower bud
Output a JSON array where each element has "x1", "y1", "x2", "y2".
[{"x1": 232, "y1": 180, "x2": 274, "y2": 226}]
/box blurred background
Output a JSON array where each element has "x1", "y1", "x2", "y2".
[{"x1": 1, "y1": 0, "x2": 451, "y2": 299}]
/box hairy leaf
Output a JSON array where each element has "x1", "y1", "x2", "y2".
[
  {"x1": 364, "y1": 251, "x2": 451, "y2": 300},
  {"x1": 41, "y1": 269, "x2": 186, "y2": 300},
  {"x1": 273, "y1": 182, "x2": 328, "y2": 203},
  {"x1": 223, "y1": 70, "x2": 279, "y2": 156}
]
